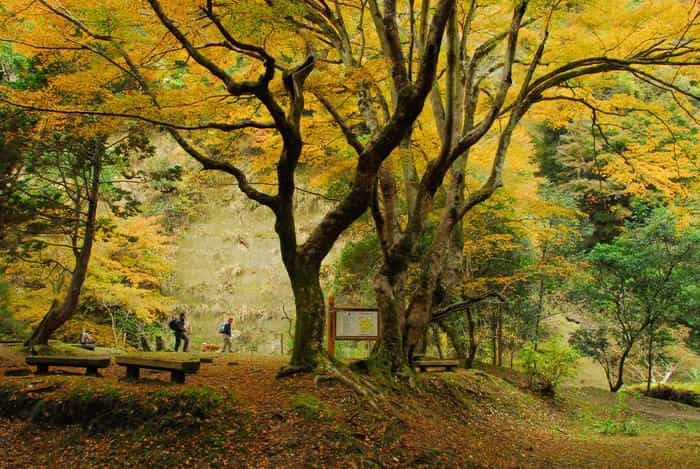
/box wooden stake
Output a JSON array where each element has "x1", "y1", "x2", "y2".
[{"x1": 327, "y1": 295, "x2": 336, "y2": 358}]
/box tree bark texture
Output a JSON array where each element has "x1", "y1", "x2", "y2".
[{"x1": 287, "y1": 257, "x2": 326, "y2": 371}]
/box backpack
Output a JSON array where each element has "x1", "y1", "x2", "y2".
[
  {"x1": 168, "y1": 318, "x2": 178, "y2": 331},
  {"x1": 218, "y1": 323, "x2": 226, "y2": 334}
]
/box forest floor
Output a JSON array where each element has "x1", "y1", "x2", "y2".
[{"x1": 0, "y1": 345, "x2": 698, "y2": 468}]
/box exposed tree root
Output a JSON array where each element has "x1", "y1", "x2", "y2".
[
  {"x1": 277, "y1": 355, "x2": 384, "y2": 409},
  {"x1": 276, "y1": 364, "x2": 313, "y2": 378},
  {"x1": 312, "y1": 357, "x2": 382, "y2": 409}
]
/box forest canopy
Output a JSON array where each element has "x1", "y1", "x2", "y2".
[{"x1": 0, "y1": 0, "x2": 698, "y2": 388}]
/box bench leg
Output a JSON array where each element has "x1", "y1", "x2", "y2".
[
  {"x1": 171, "y1": 370, "x2": 185, "y2": 384},
  {"x1": 126, "y1": 365, "x2": 140, "y2": 379},
  {"x1": 36, "y1": 364, "x2": 49, "y2": 374},
  {"x1": 86, "y1": 366, "x2": 100, "y2": 376}
]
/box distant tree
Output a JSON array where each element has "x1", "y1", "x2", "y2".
[
  {"x1": 532, "y1": 73, "x2": 700, "y2": 248},
  {"x1": 638, "y1": 327, "x2": 676, "y2": 393},
  {"x1": 570, "y1": 209, "x2": 700, "y2": 391}
]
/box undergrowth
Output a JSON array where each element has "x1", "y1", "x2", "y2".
[
  {"x1": 289, "y1": 393, "x2": 334, "y2": 421},
  {"x1": 626, "y1": 383, "x2": 699, "y2": 407},
  {"x1": 0, "y1": 381, "x2": 244, "y2": 434}
]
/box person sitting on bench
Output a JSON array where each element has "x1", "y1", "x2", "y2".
[{"x1": 80, "y1": 329, "x2": 94, "y2": 345}]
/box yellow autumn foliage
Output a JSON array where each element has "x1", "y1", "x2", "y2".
[{"x1": 5, "y1": 216, "x2": 175, "y2": 327}]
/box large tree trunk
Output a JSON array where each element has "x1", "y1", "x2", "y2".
[
  {"x1": 25, "y1": 153, "x2": 101, "y2": 347},
  {"x1": 372, "y1": 264, "x2": 408, "y2": 371},
  {"x1": 402, "y1": 204, "x2": 459, "y2": 361},
  {"x1": 281, "y1": 1, "x2": 453, "y2": 374},
  {"x1": 286, "y1": 257, "x2": 327, "y2": 372},
  {"x1": 403, "y1": 283, "x2": 435, "y2": 362}
]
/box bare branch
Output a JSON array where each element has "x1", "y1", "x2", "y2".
[
  {"x1": 312, "y1": 90, "x2": 365, "y2": 155},
  {"x1": 432, "y1": 292, "x2": 506, "y2": 322},
  {"x1": 0, "y1": 98, "x2": 275, "y2": 132},
  {"x1": 146, "y1": 0, "x2": 259, "y2": 96},
  {"x1": 167, "y1": 130, "x2": 278, "y2": 210}
]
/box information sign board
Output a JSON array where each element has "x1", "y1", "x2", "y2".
[{"x1": 335, "y1": 309, "x2": 379, "y2": 339}]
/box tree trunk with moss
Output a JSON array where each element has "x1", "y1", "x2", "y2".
[{"x1": 285, "y1": 256, "x2": 327, "y2": 373}]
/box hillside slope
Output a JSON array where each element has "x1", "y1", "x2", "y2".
[{"x1": 1, "y1": 346, "x2": 698, "y2": 468}]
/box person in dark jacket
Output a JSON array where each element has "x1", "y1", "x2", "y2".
[
  {"x1": 221, "y1": 317, "x2": 233, "y2": 352},
  {"x1": 174, "y1": 312, "x2": 189, "y2": 352}
]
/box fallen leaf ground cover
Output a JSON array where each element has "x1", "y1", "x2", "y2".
[{"x1": 0, "y1": 345, "x2": 698, "y2": 468}]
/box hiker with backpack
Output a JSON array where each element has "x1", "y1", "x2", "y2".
[
  {"x1": 169, "y1": 312, "x2": 189, "y2": 352},
  {"x1": 219, "y1": 316, "x2": 234, "y2": 352}
]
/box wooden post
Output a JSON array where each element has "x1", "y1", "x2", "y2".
[{"x1": 327, "y1": 295, "x2": 336, "y2": 358}]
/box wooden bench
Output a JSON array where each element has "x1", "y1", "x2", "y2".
[
  {"x1": 115, "y1": 356, "x2": 200, "y2": 383},
  {"x1": 25, "y1": 355, "x2": 111, "y2": 376},
  {"x1": 414, "y1": 359, "x2": 459, "y2": 373},
  {"x1": 70, "y1": 343, "x2": 96, "y2": 351}
]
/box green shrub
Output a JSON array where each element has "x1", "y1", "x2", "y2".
[
  {"x1": 643, "y1": 384, "x2": 699, "y2": 407},
  {"x1": 149, "y1": 387, "x2": 232, "y2": 430},
  {"x1": 30, "y1": 385, "x2": 141, "y2": 430},
  {"x1": 594, "y1": 416, "x2": 640, "y2": 436},
  {"x1": 0, "y1": 383, "x2": 241, "y2": 433},
  {"x1": 592, "y1": 393, "x2": 641, "y2": 436},
  {"x1": 520, "y1": 342, "x2": 579, "y2": 395},
  {"x1": 623, "y1": 416, "x2": 641, "y2": 436}
]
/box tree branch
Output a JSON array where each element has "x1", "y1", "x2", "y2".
[
  {"x1": 312, "y1": 90, "x2": 365, "y2": 155},
  {"x1": 432, "y1": 292, "x2": 506, "y2": 322},
  {"x1": 0, "y1": 98, "x2": 275, "y2": 131},
  {"x1": 167, "y1": 130, "x2": 278, "y2": 210}
]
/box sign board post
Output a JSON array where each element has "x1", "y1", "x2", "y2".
[
  {"x1": 327, "y1": 295, "x2": 336, "y2": 357},
  {"x1": 327, "y1": 295, "x2": 379, "y2": 358}
]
